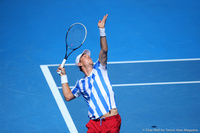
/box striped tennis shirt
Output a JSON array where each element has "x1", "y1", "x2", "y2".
[{"x1": 71, "y1": 60, "x2": 117, "y2": 119}]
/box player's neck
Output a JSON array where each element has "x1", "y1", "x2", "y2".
[{"x1": 83, "y1": 66, "x2": 93, "y2": 77}]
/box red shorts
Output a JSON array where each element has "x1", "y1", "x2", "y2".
[{"x1": 86, "y1": 114, "x2": 121, "y2": 133}]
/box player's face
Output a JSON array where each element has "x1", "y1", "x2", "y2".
[{"x1": 80, "y1": 54, "x2": 93, "y2": 66}]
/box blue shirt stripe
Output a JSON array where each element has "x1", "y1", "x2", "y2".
[
  {"x1": 81, "y1": 80, "x2": 89, "y2": 104},
  {"x1": 96, "y1": 67, "x2": 112, "y2": 108},
  {"x1": 92, "y1": 78, "x2": 109, "y2": 112},
  {"x1": 90, "y1": 92, "x2": 103, "y2": 117}
]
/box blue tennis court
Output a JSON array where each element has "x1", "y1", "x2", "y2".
[{"x1": 1, "y1": 0, "x2": 200, "y2": 132}]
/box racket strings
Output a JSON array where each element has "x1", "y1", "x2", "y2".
[{"x1": 66, "y1": 24, "x2": 86, "y2": 50}]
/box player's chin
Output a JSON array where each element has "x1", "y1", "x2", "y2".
[{"x1": 89, "y1": 61, "x2": 93, "y2": 66}]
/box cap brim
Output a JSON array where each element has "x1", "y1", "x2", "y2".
[{"x1": 82, "y1": 49, "x2": 91, "y2": 56}]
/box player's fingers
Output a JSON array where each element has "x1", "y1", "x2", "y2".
[
  {"x1": 56, "y1": 67, "x2": 61, "y2": 72},
  {"x1": 102, "y1": 14, "x2": 108, "y2": 22},
  {"x1": 60, "y1": 67, "x2": 66, "y2": 73},
  {"x1": 57, "y1": 67, "x2": 63, "y2": 72}
]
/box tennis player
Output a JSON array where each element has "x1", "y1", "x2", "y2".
[{"x1": 57, "y1": 14, "x2": 121, "y2": 133}]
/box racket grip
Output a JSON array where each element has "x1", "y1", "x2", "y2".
[
  {"x1": 57, "y1": 59, "x2": 66, "y2": 74},
  {"x1": 60, "y1": 59, "x2": 67, "y2": 68}
]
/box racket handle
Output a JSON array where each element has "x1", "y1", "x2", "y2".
[
  {"x1": 57, "y1": 59, "x2": 66, "y2": 74},
  {"x1": 60, "y1": 58, "x2": 67, "y2": 68}
]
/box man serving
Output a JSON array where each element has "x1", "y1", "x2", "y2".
[{"x1": 57, "y1": 14, "x2": 121, "y2": 133}]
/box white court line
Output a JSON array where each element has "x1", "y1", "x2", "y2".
[
  {"x1": 57, "y1": 81, "x2": 200, "y2": 89},
  {"x1": 112, "y1": 81, "x2": 200, "y2": 87},
  {"x1": 108, "y1": 58, "x2": 200, "y2": 64},
  {"x1": 40, "y1": 65, "x2": 78, "y2": 133},
  {"x1": 46, "y1": 58, "x2": 200, "y2": 67}
]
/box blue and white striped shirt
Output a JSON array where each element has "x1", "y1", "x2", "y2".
[{"x1": 71, "y1": 60, "x2": 117, "y2": 119}]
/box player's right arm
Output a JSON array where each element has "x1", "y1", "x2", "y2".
[
  {"x1": 98, "y1": 14, "x2": 108, "y2": 67},
  {"x1": 57, "y1": 67, "x2": 76, "y2": 101}
]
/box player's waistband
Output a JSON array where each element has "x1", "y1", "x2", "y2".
[{"x1": 94, "y1": 114, "x2": 120, "y2": 121}]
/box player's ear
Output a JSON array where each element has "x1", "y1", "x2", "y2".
[
  {"x1": 78, "y1": 62, "x2": 82, "y2": 67},
  {"x1": 78, "y1": 63, "x2": 83, "y2": 72}
]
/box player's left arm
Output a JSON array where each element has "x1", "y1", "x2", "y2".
[
  {"x1": 98, "y1": 14, "x2": 108, "y2": 66},
  {"x1": 57, "y1": 66, "x2": 76, "y2": 101}
]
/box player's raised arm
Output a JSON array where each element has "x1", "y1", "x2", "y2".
[{"x1": 98, "y1": 14, "x2": 108, "y2": 66}]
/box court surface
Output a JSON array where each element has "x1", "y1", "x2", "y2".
[{"x1": 1, "y1": 0, "x2": 200, "y2": 133}]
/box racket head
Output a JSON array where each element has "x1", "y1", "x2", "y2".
[{"x1": 65, "y1": 23, "x2": 87, "y2": 50}]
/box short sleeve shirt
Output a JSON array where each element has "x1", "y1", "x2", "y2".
[{"x1": 71, "y1": 60, "x2": 117, "y2": 119}]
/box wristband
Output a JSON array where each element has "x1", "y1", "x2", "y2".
[
  {"x1": 61, "y1": 75, "x2": 68, "y2": 84},
  {"x1": 99, "y1": 28, "x2": 106, "y2": 37}
]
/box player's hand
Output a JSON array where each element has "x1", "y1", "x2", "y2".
[
  {"x1": 98, "y1": 14, "x2": 108, "y2": 28},
  {"x1": 57, "y1": 65, "x2": 66, "y2": 76}
]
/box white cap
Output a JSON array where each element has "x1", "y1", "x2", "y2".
[{"x1": 75, "y1": 49, "x2": 91, "y2": 70}]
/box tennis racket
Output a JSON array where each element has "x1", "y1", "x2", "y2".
[{"x1": 57, "y1": 23, "x2": 87, "y2": 74}]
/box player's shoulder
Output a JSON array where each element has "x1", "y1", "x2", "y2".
[
  {"x1": 94, "y1": 60, "x2": 107, "y2": 70},
  {"x1": 93, "y1": 60, "x2": 100, "y2": 68}
]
